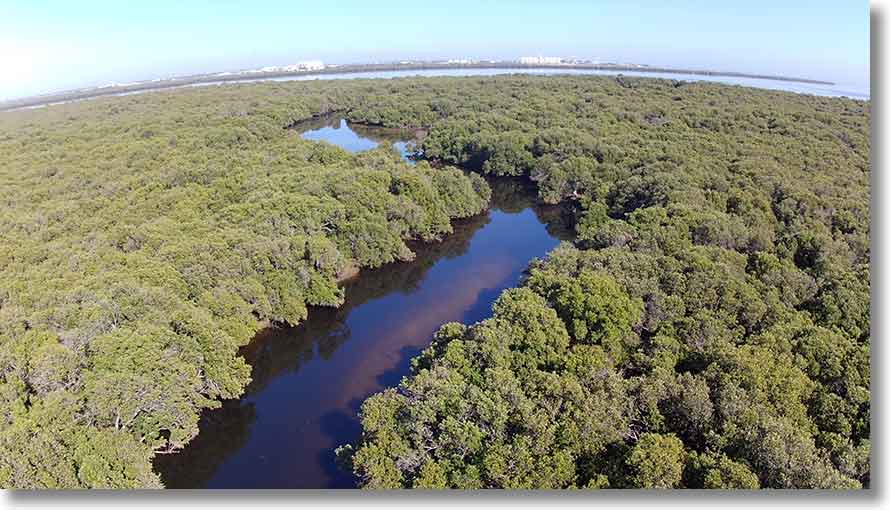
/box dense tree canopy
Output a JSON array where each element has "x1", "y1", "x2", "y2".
[
  {"x1": 336, "y1": 76, "x2": 870, "y2": 489},
  {"x1": 0, "y1": 74, "x2": 870, "y2": 488},
  {"x1": 0, "y1": 80, "x2": 490, "y2": 488}
]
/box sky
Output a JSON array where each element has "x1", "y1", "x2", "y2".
[{"x1": 0, "y1": 0, "x2": 870, "y2": 100}]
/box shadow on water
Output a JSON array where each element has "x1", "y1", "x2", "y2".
[
  {"x1": 153, "y1": 138, "x2": 574, "y2": 489},
  {"x1": 153, "y1": 210, "x2": 487, "y2": 488}
]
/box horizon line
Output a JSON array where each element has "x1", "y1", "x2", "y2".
[{"x1": 0, "y1": 59, "x2": 851, "y2": 112}]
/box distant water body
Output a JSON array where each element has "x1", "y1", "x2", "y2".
[
  {"x1": 10, "y1": 67, "x2": 869, "y2": 112},
  {"x1": 189, "y1": 68, "x2": 870, "y2": 100}
]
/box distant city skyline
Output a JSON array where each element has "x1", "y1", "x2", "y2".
[{"x1": 0, "y1": 1, "x2": 870, "y2": 100}]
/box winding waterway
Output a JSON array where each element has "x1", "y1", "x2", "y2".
[{"x1": 153, "y1": 119, "x2": 573, "y2": 488}]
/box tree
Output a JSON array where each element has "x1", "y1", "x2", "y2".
[
  {"x1": 626, "y1": 433, "x2": 686, "y2": 489},
  {"x1": 528, "y1": 269, "x2": 643, "y2": 364}
]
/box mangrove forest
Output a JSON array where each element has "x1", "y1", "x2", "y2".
[{"x1": 0, "y1": 75, "x2": 870, "y2": 489}]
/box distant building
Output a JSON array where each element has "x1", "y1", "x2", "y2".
[
  {"x1": 447, "y1": 59, "x2": 473, "y2": 65},
  {"x1": 519, "y1": 56, "x2": 563, "y2": 65},
  {"x1": 287, "y1": 60, "x2": 325, "y2": 71},
  {"x1": 250, "y1": 61, "x2": 325, "y2": 74}
]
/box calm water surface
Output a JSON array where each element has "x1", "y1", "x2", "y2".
[
  {"x1": 154, "y1": 122, "x2": 572, "y2": 488},
  {"x1": 249, "y1": 68, "x2": 869, "y2": 99},
  {"x1": 17, "y1": 67, "x2": 868, "y2": 112},
  {"x1": 297, "y1": 116, "x2": 420, "y2": 162}
]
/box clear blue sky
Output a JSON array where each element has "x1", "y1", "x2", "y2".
[{"x1": 0, "y1": 0, "x2": 869, "y2": 100}]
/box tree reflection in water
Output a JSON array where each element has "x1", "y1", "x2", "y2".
[{"x1": 154, "y1": 175, "x2": 573, "y2": 489}]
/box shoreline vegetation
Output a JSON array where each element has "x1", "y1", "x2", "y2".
[
  {"x1": 0, "y1": 62, "x2": 837, "y2": 112},
  {"x1": 152, "y1": 177, "x2": 571, "y2": 489},
  {"x1": 334, "y1": 77, "x2": 869, "y2": 489},
  {"x1": 0, "y1": 80, "x2": 492, "y2": 488},
  {"x1": 0, "y1": 75, "x2": 870, "y2": 489}
]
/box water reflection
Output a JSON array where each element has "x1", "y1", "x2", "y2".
[
  {"x1": 154, "y1": 179, "x2": 573, "y2": 488},
  {"x1": 297, "y1": 115, "x2": 422, "y2": 163}
]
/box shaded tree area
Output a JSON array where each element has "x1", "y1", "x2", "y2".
[{"x1": 338, "y1": 76, "x2": 870, "y2": 489}]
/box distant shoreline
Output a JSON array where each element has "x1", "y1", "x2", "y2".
[{"x1": 0, "y1": 62, "x2": 837, "y2": 112}]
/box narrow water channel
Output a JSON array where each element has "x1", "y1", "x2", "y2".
[{"x1": 153, "y1": 119, "x2": 573, "y2": 489}]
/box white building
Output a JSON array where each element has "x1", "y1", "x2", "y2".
[
  {"x1": 519, "y1": 56, "x2": 563, "y2": 65},
  {"x1": 249, "y1": 61, "x2": 325, "y2": 74},
  {"x1": 285, "y1": 61, "x2": 325, "y2": 72}
]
